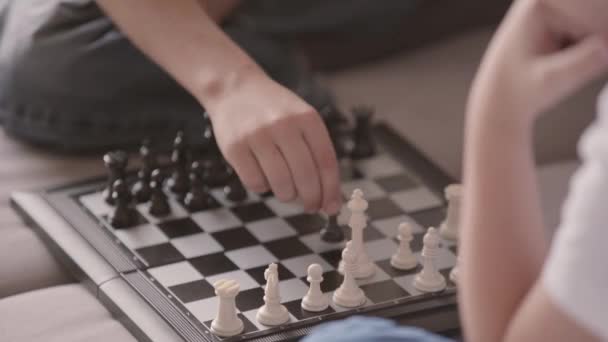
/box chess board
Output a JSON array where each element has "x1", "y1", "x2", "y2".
[{"x1": 12, "y1": 123, "x2": 458, "y2": 342}]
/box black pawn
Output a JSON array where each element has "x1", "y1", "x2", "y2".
[
  {"x1": 133, "y1": 140, "x2": 156, "y2": 203},
  {"x1": 201, "y1": 121, "x2": 229, "y2": 187},
  {"x1": 168, "y1": 131, "x2": 190, "y2": 197},
  {"x1": 103, "y1": 150, "x2": 128, "y2": 205},
  {"x1": 184, "y1": 162, "x2": 214, "y2": 211},
  {"x1": 320, "y1": 215, "x2": 344, "y2": 243},
  {"x1": 350, "y1": 106, "x2": 376, "y2": 159},
  {"x1": 109, "y1": 179, "x2": 137, "y2": 229},
  {"x1": 224, "y1": 168, "x2": 247, "y2": 202},
  {"x1": 149, "y1": 169, "x2": 171, "y2": 217}
]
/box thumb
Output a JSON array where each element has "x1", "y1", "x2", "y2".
[{"x1": 537, "y1": 36, "x2": 608, "y2": 108}]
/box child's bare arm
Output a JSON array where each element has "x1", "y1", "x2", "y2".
[
  {"x1": 461, "y1": 0, "x2": 608, "y2": 341},
  {"x1": 96, "y1": 0, "x2": 342, "y2": 214}
]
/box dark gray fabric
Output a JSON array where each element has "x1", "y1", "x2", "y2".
[
  {"x1": 0, "y1": 0, "x2": 421, "y2": 151},
  {"x1": 235, "y1": 0, "x2": 423, "y2": 36}
]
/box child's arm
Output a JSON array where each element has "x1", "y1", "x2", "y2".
[
  {"x1": 461, "y1": 0, "x2": 608, "y2": 341},
  {"x1": 96, "y1": 0, "x2": 342, "y2": 214}
]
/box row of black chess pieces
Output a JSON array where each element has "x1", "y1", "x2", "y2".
[
  {"x1": 101, "y1": 132, "x2": 247, "y2": 229},
  {"x1": 101, "y1": 104, "x2": 376, "y2": 230}
]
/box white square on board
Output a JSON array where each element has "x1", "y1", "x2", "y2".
[
  {"x1": 281, "y1": 254, "x2": 334, "y2": 278},
  {"x1": 264, "y1": 198, "x2": 302, "y2": 217},
  {"x1": 171, "y1": 232, "x2": 223, "y2": 258},
  {"x1": 372, "y1": 215, "x2": 425, "y2": 238},
  {"x1": 341, "y1": 179, "x2": 386, "y2": 200},
  {"x1": 114, "y1": 224, "x2": 168, "y2": 249},
  {"x1": 226, "y1": 246, "x2": 277, "y2": 269},
  {"x1": 205, "y1": 270, "x2": 259, "y2": 292},
  {"x1": 246, "y1": 217, "x2": 298, "y2": 242},
  {"x1": 148, "y1": 261, "x2": 204, "y2": 288},
  {"x1": 356, "y1": 154, "x2": 404, "y2": 179},
  {"x1": 191, "y1": 208, "x2": 242, "y2": 233},
  {"x1": 391, "y1": 187, "x2": 443, "y2": 213},
  {"x1": 80, "y1": 192, "x2": 111, "y2": 216},
  {"x1": 186, "y1": 297, "x2": 223, "y2": 323}
]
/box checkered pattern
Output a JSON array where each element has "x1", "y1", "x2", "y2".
[{"x1": 79, "y1": 151, "x2": 456, "y2": 339}]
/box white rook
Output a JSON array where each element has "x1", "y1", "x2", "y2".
[{"x1": 210, "y1": 279, "x2": 243, "y2": 337}]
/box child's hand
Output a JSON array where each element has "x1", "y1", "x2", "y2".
[
  {"x1": 469, "y1": 0, "x2": 608, "y2": 125},
  {"x1": 205, "y1": 67, "x2": 341, "y2": 214}
]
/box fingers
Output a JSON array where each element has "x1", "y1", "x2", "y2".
[
  {"x1": 298, "y1": 114, "x2": 342, "y2": 214},
  {"x1": 223, "y1": 143, "x2": 269, "y2": 193},
  {"x1": 274, "y1": 124, "x2": 323, "y2": 213},
  {"x1": 249, "y1": 133, "x2": 297, "y2": 201},
  {"x1": 537, "y1": 36, "x2": 608, "y2": 108},
  {"x1": 216, "y1": 104, "x2": 340, "y2": 214}
]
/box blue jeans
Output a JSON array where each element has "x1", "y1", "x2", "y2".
[
  {"x1": 0, "y1": 0, "x2": 421, "y2": 151},
  {"x1": 303, "y1": 317, "x2": 455, "y2": 342}
]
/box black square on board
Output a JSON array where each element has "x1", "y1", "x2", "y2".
[
  {"x1": 259, "y1": 191, "x2": 274, "y2": 198},
  {"x1": 360, "y1": 279, "x2": 410, "y2": 304},
  {"x1": 103, "y1": 211, "x2": 148, "y2": 229},
  {"x1": 205, "y1": 313, "x2": 257, "y2": 335},
  {"x1": 246, "y1": 263, "x2": 295, "y2": 285},
  {"x1": 410, "y1": 232, "x2": 425, "y2": 252},
  {"x1": 341, "y1": 166, "x2": 364, "y2": 182},
  {"x1": 374, "y1": 174, "x2": 418, "y2": 193},
  {"x1": 319, "y1": 249, "x2": 343, "y2": 269},
  {"x1": 285, "y1": 213, "x2": 325, "y2": 235},
  {"x1": 283, "y1": 299, "x2": 335, "y2": 320},
  {"x1": 182, "y1": 196, "x2": 221, "y2": 214},
  {"x1": 231, "y1": 202, "x2": 275, "y2": 223},
  {"x1": 235, "y1": 287, "x2": 265, "y2": 312},
  {"x1": 376, "y1": 259, "x2": 420, "y2": 278},
  {"x1": 264, "y1": 237, "x2": 313, "y2": 260},
  {"x1": 189, "y1": 252, "x2": 239, "y2": 276},
  {"x1": 449, "y1": 245, "x2": 457, "y2": 255},
  {"x1": 301, "y1": 270, "x2": 343, "y2": 293},
  {"x1": 211, "y1": 227, "x2": 258, "y2": 251},
  {"x1": 157, "y1": 217, "x2": 202, "y2": 238},
  {"x1": 366, "y1": 198, "x2": 403, "y2": 220},
  {"x1": 169, "y1": 280, "x2": 215, "y2": 303},
  {"x1": 136, "y1": 243, "x2": 185, "y2": 267},
  {"x1": 341, "y1": 224, "x2": 384, "y2": 242},
  {"x1": 410, "y1": 207, "x2": 446, "y2": 229}
]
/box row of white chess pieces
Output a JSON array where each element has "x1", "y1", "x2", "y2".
[{"x1": 210, "y1": 185, "x2": 463, "y2": 337}]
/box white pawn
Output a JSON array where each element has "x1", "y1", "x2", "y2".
[
  {"x1": 413, "y1": 227, "x2": 446, "y2": 293},
  {"x1": 390, "y1": 223, "x2": 418, "y2": 270},
  {"x1": 210, "y1": 279, "x2": 243, "y2": 337},
  {"x1": 439, "y1": 184, "x2": 462, "y2": 241},
  {"x1": 302, "y1": 264, "x2": 329, "y2": 312},
  {"x1": 333, "y1": 241, "x2": 366, "y2": 308},
  {"x1": 256, "y1": 263, "x2": 289, "y2": 326}
]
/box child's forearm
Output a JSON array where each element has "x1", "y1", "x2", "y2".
[
  {"x1": 461, "y1": 100, "x2": 548, "y2": 342},
  {"x1": 96, "y1": 0, "x2": 260, "y2": 108}
]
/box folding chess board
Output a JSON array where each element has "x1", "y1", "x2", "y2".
[{"x1": 11, "y1": 123, "x2": 458, "y2": 342}]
